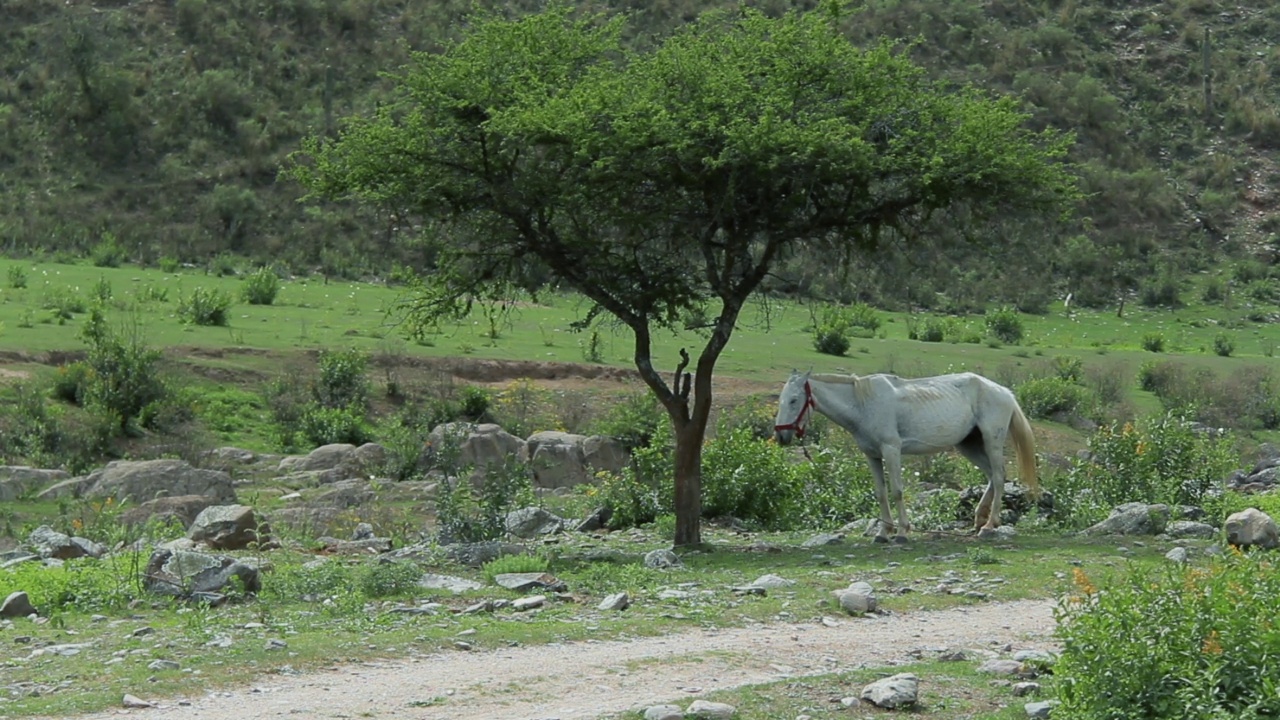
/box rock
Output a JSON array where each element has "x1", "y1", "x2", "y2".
[
  {"x1": 122, "y1": 694, "x2": 155, "y2": 709},
  {"x1": 147, "y1": 659, "x2": 181, "y2": 671},
  {"x1": 351, "y1": 522, "x2": 375, "y2": 540},
  {"x1": 118, "y1": 495, "x2": 220, "y2": 529},
  {"x1": 426, "y1": 423, "x2": 526, "y2": 485},
  {"x1": 1013, "y1": 682, "x2": 1041, "y2": 697},
  {"x1": 644, "y1": 549, "x2": 683, "y2": 569},
  {"x1": 1164, "y1": 520, "x2": 1217, "y2": 539},
  {"x1": 1224, "y1": 508, "x2": 1280, "y2": 549},
  {"x1": 958, "y1": 482, "x2": 1053, "y2": 525},
  {"x1": 0, "y1": 466, "x2": 70, "y2": 502},
  {"x1": 1025, "y1": 700, "x2": 1058, "y2": 718},
  {"x1": 575, "y1": 506, "x2": 613, "y2": 532},
  {"x1": 750, "y1": 574, "x2": 795, "y2": 589},
  {"x1": 278, "y1": 443, "x2": 359, "y2": 474},
  {"x1": 493, "y1": 573, "x2": 566, "y2": 593},
  {"x1": 582, "y1": 435, "x2": 630, "y2": 476},
  {"x1": 526, "y1": 431, "x2": 593, "y2": 489},
  {"x1": 1, "y1": 591, "x2": 37, "y2": 618},
  {"x1": 643, "y1": 705, "x2": 684, "y2": 720},
  {"x1": 143, "y1": 549, "x2": 262, "y2": 599},
  {"x1": 685, "y1": 699, "x2": 737, "y2": 718},
  {"x1": 313, "y1": 479, "x2": 376, "y2": 508},
  {"x1": 437, "y1": 541, "x2": 525, "y2": 568},
  {"x1": 835, "y1": 581, "x2": 877, "y2": 615},
  {"x1": 1165, "y1": 546, "x2": 1189, "y2": 563},
  {"x1": 188, "y1": 505, "x2": 262, "y2": 550},
  {"x1": 505, "y1": 507, "x2": 566, "y2": 539},
  {"x1": 84, "y1": 459, "x2": 236, "y2": 504},
  {"x1": 27, "y1": 526, "x2": 105, "y2": 560},
  {"x1": 511, "y1": 595, "x2": 546, "y2": 611},
  {"x1": 418, "y1": 574, "x2": 484, "y2": 593},
  {"x1": 860, "y1": 673, "x2": 918, "y2": 709},
  {"x1": 979, "y1": 659, "x2": 1028, "y2": 676},
  {"x1": 317, "y1": 537, "x2": 393, "y2": 555},
  {"x1": 1083, "y1": 503, "x2": 1170, "y2": 536},
  {"x1": 802, "y1": 533, "x2": 843, "y2": 547},
  {"x1": 598, "y1": 592, "x2": 630, "y2": 611}
]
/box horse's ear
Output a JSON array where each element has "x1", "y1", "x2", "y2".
[{"x1": 804, "y1": 367, "x2": 813, "y2": 379}]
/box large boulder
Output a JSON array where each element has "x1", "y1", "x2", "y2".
[
  {"x1": 1224, "y1": 508, "x2": 1279, "y2": 550},
  {"x1": 143, "y1": 549, "x2": 262, "y2": 598},
  {"x1": 0, "y1": 466, "x2": 70, "y2": 502},
  {"x1": 427, "y1": 423, "x2": 526, "y2": 483},
  {"x1": 81, "y1": 459, "x2": 236, "y2": 505},
  {"x1": 118, "y1": 495, "x2": 221, "y2": 529},
  {"x1": 27, "y1": 525, "x2": 106, "y2": 560},
  {"x1": 312, "y1": 478, "x2": 377, "y2": 508},
  {"x1": 1084, "y1": 503, "x2": 1170, "y2": 536},
  {"x1": 526, "y1": 432, "x2": 630, "y2": 489},
  {"x1": 188, "y1": 505, "x2": 263, "y2": 550},
  {"x1": 275, "y1": 443, "x2": 377, "y2": 484}
]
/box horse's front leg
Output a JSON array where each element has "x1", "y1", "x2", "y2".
[
  {"x1": 882, "y1": 447, "x2": 910, "y2": 544},
  {"x1": 866, "y1": 456, "x2": 894, "y2": 543}
]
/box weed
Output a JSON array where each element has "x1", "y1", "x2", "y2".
[{"x1": 177, "y1": 286, "x2": 233, "y2": 326}]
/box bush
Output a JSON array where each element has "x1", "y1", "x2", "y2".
[
  {"x1": 298, "y1": 404, "x2": 372, "y2": 446},
  {"x1": 1016, "y1": 377, "x2": 1093, "y2": 420},
  {"x1": 78, "y1": 307, "x2": 173, "y2": 434},
  {"x1": 1138, "y1": 271, "x2": 1182, "y2": 308},
  {"x1": 90, "y1": 233, "x2": 128, "y2": 268},
  {"x1": 1214, "y1": 332, "x2": 1234, "y2": 357},
  {"x1": 7, "y1": 265, "x2": 27, "y2": 289},
  {"x1": 177, "y1": 286, "x2": 232, "y2": 326},
  {"x1": 812, "y1": 327, "x2": 851, "y2": 356},
  {"x1": 1051, "y1": 355, "x2": 1084, "y2": 382},
  {"x1": 984, "y1": 306, "x2": 1024, "y2": 344},
  {"x1": 50, "y1": 361, "x2": 93, "y2": 405},
  {"x1": 240, "y1": 267, "x2": 281, "y2": 305},
  {"x1": 481, "y1": 554, "x2": 549, "y2": 583},
  {"x1": 434, "y1": 459, "x2": 534, "y2": 543},
  {"x1": 315, "y1": 348, "x2": 369, "y2": 410},
  {"x1": 1049, "y1": 413, "x2": 1237, "y2": 528},
  {"x1": 1140, "y1": 331, "x2": 1165, "y2": 352},
  {"x1": 1056, "y1": 554, "x2": 1280, "y2": 719},
  {"x1": 357, "y1": 561, "x2": 421, "y2": 598},
  {"x1": 591, "y1": 392, "x2": 666, "y2": 450}
]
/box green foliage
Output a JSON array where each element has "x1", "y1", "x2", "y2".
[
  {"x1": 314, "y1": 347, "x2": 369, "y2": 410},
  {"x1": 0, "y1": 555, "x2": 142, "y2": 613},
  {"x1": 984, "y1": 306, "x2": 1023, "y2": 344},
  {"x1": 50, "y1": 361, "x2": 92, "y2": 405},
  {"x1": 1138, "y1": 270, "x2": 1183, "y2": 308},
  {"x1": 356, "y1": 561, "x2": 421, "y2": 598},
  {"x1": 1016, "y1": 377, "x2": 1093, "y2": 420},
  {"x1": 1214, "y1": 332, "x2": 1235, "y2": 357},
  {"x1": 240, "y1": 267, "x2": 281, "y2": 305},
  {"x1": 177, "y1": 286, "x2": 232, "y2": 326},
  {"x1": 482, "y1": 554, "x2": 550, "y2": 583},
  {"x1": 78, "y1": 307, "x2": 174, "y2": 434},
  {"x1": 1141, "y1": 331, "x2": 1165, "y2": 352},
  {"x1": 812, "y1": 325, "x2": 851, "y2": 357},
  {"x1": 89, "y1": 233, "x2": 128, "y2": 268},
  {"x1": 1056, "y1": 554, "x2": 1280, "y2": 719},
  {"x1": 7, "y1": 264, "x2": 28, "y2": 289},
  {"x1": 1138, "y1": 361, "x2": 1280, "y2": 431},
  {"x1": 591, "y1": 392, "x2": 666, "y2": 450},
  {"x1": 1050, "y1": 413, "x2": 1238, "y2": 528},
  {"x1": 433, "y1": 460, "x2": 535, "y2": 544},
  {"x1": 298, "y1": 404, "x2": 371, "y2": 446},
  {"x1": 1051, "y1": 355, "x2": 1084, "y2": 382}
]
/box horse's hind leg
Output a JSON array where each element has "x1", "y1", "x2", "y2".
[
  {"x1": 882, "y1": 447, "x2": 910, "y2": 544},
  {"x1": 974, "y1": 427, "x2": 1009, "y2": 538},
  {"x1": 866, "y1": 456, "x2": 895, "y2": 543},
  {"x1": 957, "y1": 435, "x2": 996, "y2": 532}
]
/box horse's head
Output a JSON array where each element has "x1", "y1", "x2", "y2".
[{"x1": 774, "y1": 370, "x2": 814, "y2": 445}]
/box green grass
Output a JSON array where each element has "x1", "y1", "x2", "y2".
[{"x1": 0, "y1": 531, "x2": 1177, "y2": 717}]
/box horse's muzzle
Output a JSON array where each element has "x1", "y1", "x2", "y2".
[{"x1": 775, "y1": 429, "x2": 794, "y2": 445}]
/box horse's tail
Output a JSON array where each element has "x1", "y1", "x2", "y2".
[{"x1": 1009, "y1": 403, "x2": 1040, "y2": 496}]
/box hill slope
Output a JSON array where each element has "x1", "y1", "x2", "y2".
[{"x1": 2, "y1": 0, "x2": 1278, "y2": 302}]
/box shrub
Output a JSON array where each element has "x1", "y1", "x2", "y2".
[
  {"x1": 482, "y1": 554, "x2": 549, "y2": 583},
  {"x1": 1049, "y1": 413, "x2": 1237, "y2": 528},
  {"x1": 177, "y1": 286, "x2": 232, "y2": 326},
  {"x1": 984, "y1": 305, "x2": 1024, "y2": 344},
  {"x1": 701, "y1": 427, "x2": 801, "y2": 528},
  {"x1": 812, "y1": 326, "x2": 851, "y2": 356},
  {"x1": 50, "y1": 361, "x2": 93, "y2": 405},
  {"x1": 240, "y1": 267, "x2": 281, "y2": 305},
  {"x1": 7, "y1": 265, "x2": 27, "y2": 289},
  {"x1": 1140, "y1": 331, "x2": 1165, "y2": 352},
  {"x1": 314, "y1": 347, "x2": 369, "y2": 410},
  {"x1": 1016, "y1": 377, "x2": 1093, "y2": 419},
  {"x1": 90, "y1": 233, "x2": 128, "y2": 268},
  {"x1": 298, "y1": 405, "x2": 372, "y2": 446},
  {"x1": 457, "y1": 385, "x2": 492, "y2": 422},
  {"x1": 434, "y1": 459, "x2": 534, "y2": 543},
  {"x1": 79, "y1": 307, "x2": 173, "y2": 434},
  {"x1": 1138, "y1": 271, "x2": 1182, "y2": 308},
  {"x1": 1201, "y1": 276, "x2": 1226, "y2": 303},
  {"x1": 591, "y1": 392, "x2": 666, "y2": 450},
  {"x1": 1213, "y1": 332, "x2": 1234, "y2": 357},
  {"x1": 357, "y1": 561, "x2": 421, "y2": 598},
  {"x1": 1056, "y1": 555, "x2": 1280, "y2": 719},
  {"x1": 1051, "y1": 355, "x2": 1084, "y2": 382}
]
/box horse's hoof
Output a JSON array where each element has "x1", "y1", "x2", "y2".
[
  {"x1": 891, "y1": 535, "x2": 910, "y2": 545},
  {"x1": 976, "y1": 527, "x2": 997, "y2": 539},
  {"x1": 873, "y1": 535, "x2": 889, "y2": 544}
]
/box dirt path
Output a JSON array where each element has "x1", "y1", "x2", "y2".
[{"x1": 49, "y1": 599, "x2": 1057, "y2": 720}]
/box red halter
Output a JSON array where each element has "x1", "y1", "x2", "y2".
[{"x1": 774, "y1": 381, "x2": 816, "y2": 438}]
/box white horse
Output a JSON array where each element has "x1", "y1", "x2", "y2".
[{"x1": 774, "y1": 370, "x2": 1039, "y2": 543}]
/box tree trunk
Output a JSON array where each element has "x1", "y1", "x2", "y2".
[{"x1": 671, "y1": 419, "x2": 705, "y2": 547}]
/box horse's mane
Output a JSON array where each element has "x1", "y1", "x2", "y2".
[{"x1": 810, "y1": 373, "x2": 859, "y2": 384}]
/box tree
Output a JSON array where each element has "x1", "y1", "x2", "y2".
[{"x1": 289, "y1": 3, "x2": 1078, "y2": 547}]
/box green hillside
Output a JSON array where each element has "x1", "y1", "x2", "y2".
[{"x1": 2, "y1": 0, "x2": 1279, "y2": 307}]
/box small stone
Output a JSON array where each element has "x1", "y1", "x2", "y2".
[
  {"x1": 131, "y1": 627, "x2": 155, "y2": 638},
  {"x1": 839, "y1": 696, "x2": 861, "y2": 708},
  {"x1": 511, "y1": 595, "x2": 546, "y2": 611},
  {"x1": 1025, "y1": 699, "x2": 1058, "y2": 718},
  {"x1": 861, "y1": 673, "x2": 918, "y2": 709},
  {"x1": 685, "y1": 699, "x2": 736, "y2": 718},
  {"x1": 265, "y1": 638, "x2": 288, "y2": 650},
  {"x1": 750, "y1": 574, "x2": 794, "y2": 589},
  {"x1": 644, "y1": 549, "x2": 683, "y2": 568},
  {"x1": 147, "y1": 659, "x2": 180, "y2": 671},
  {"x1": 979, "y1": 659, "x2": 1027, "y2": 676},
  {"x1": 1165, "y1": 546, "x2": 1189, "y2": 563},
  {"x1": 598, "y1": 592, "x2": 630, "y2": 611},
  {"x1": 1013, "y1": 681, "x2": 1041, "y2": 697},
  {"x1": 643, "y1": 705, "x2": 683, "y2": 720},
  {"x1": 122, "y1": 694, "x2": 155, "y2": 709}
]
